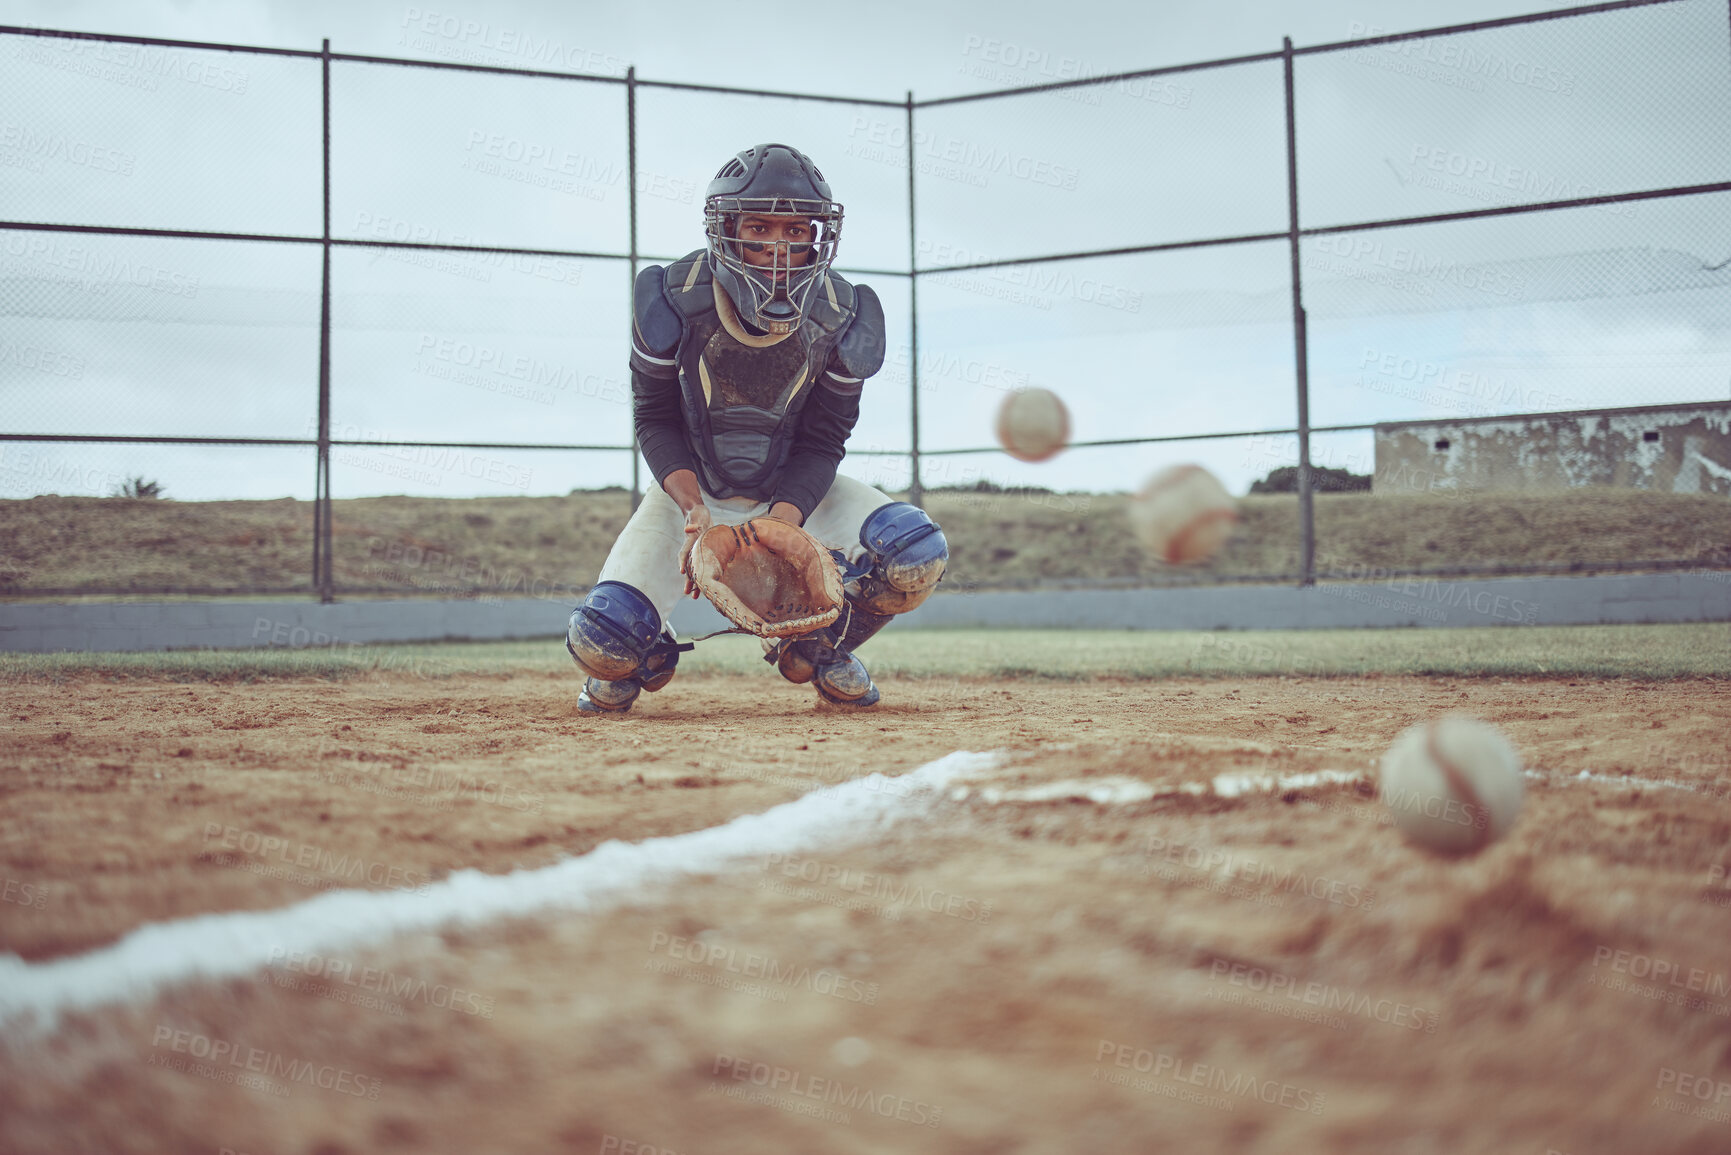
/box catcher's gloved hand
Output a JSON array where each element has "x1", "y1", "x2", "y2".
[{"x1": 686, "y1": 517, "x2": 845, "y2": 638}]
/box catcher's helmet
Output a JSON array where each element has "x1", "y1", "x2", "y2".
[{"x1": 704, "y1": 143, "x2": 843, "y2": 335}]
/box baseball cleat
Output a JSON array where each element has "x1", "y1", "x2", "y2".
[
  {"x1": 811, "y1": 650, "x2": 880, "y2": 708},
  {"x1": 578, "y1": 677, "x2": 641, "y2": 714},
  {"x1": 767, "y1": 637, "x2": 880, "y2": 707}
]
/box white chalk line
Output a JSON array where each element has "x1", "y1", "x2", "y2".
[
  {"x1": 1210, "y1": 767, "x2": 1724, "y2": 800},
  {"x1": 948, "y1": 769, "x2": 1368, "y2": 806},
  {"x1": 0, "y1": 750, "x2": 1001, "y2": 1038},
  {"x1": 4, "y1": 751, "x2": 1717, "y2": 1035},
  {"x1": 947, "y1": 766, "x2": 1728, "y2": 807},
  {"x1": 1545, "y1": 768, "x2": 1728, "y2": 797}
]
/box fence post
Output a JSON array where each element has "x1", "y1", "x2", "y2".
[
  {"x1": 905, "y1": 91, "x2": 923, "y2": 508},
  {"x1": 1282, "y1": 36, "x2": 1315, "y2": 587},
  {"x1": 317, "y1": 36, "x2": 335, "y2": 602},
  {"x1": 626, "y1": 65, "x2": 641, "y2": 512}
]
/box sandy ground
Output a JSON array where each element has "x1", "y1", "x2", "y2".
[{"x1": 1, "y1": 669, "x2": 1729, "y2": 1153}]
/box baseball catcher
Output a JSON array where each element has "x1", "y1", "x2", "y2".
[{"x1": 566, "y1": 143, "x2": 948, "y2": 712}]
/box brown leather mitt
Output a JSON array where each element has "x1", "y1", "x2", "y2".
[{"x1": 686, "y1": 517, "x2": 845, "y2": 638}]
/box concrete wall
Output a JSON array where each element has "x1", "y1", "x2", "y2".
[
  {"x1": 1375, "y1": 403, "x2": 1731, "y2": 497},
  {"x1": 2, "y1": 571, "x2": 1726, "y2": 653},
  {"x1": 898, "y1": 573, "x2": 1728, "y2": 632}
]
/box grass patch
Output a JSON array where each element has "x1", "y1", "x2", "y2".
[
  {"x1": 3, "y1": 624, "x2": 1724, "y2": 684},
  {"x1": 0, "y1": 641, "x2": 556, "y2": 684},
  {"x1": 855, "y1": 624, "x2": 1731, "y2": 681},
  {"x1": 4, "y1": 488, "x2": 1726, "y2": 596}
]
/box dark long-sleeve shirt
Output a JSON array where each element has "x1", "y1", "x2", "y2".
[{"x1": 630, "y1": 346, "x2": 862, "y2": 522}]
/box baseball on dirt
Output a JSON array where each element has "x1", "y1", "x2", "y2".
[
  {"x1": 1378, "y1": 716, "x2": 1525, "y2": 855},
  {"x1": 1126, "y1": 464, "x2": 1239, "y2": 564},
  {"x1": 994, "y1": 387, "x2": 1070, "y2": 463}
]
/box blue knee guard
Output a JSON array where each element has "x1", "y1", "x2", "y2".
[
  {"x1": 567, "y1": 580, "x2": 690, "y2": 686},
  {"x1": 855, "y1": 502, "x2": 948, "y2": 614}
]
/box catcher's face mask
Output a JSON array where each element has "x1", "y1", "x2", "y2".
[{"x1": 705, "y1": 197, "x2": 842, "y2": 334}]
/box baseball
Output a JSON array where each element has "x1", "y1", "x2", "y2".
[
  {"x1": 995, "y1": 387, "x2": 1070, "y2": 463},
  {"x1": 1379, "y1": 717, "x2": 1525, "y2": 855},
  {"x1": 1126, "y1": 464, "x2": 1239, "y2": 564}
]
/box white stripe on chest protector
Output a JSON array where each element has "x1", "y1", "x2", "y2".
[{"x1": 632, "y1": 340, "x2": 676, "y2": 366}]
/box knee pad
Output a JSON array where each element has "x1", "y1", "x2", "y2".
[
  {"x1": 855, "y1": 502, "x2": 948, "y2": 615},
  {"x1": 773, "y1": 637, "x2": 820, "y2": 685},
  {"x1": 567, "y1": 581, "x2": 687, "y2": 684}
]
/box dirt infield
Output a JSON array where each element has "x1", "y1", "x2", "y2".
[{"x1": 2, "y1": 668, "x2": 1729, "y2": 1153}]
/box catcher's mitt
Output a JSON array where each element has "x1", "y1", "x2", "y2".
[{"x1": 686, "y1": 517, "x2": 844, "y2": 638}]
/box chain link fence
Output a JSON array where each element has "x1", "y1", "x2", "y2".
[{"x1": 2, "y1": 0, "x2": 1727, "y2": 599}]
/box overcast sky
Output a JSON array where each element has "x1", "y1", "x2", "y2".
[{"x1": 2, "y1": 0, "x2": 1727, "y2": 502}]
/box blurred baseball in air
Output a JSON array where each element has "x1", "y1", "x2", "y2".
[
  {"x1": 1379, "y1": 716, "x2": 1526, "y2": 856},
  {"x1": 1128, "y1": 464, "x2": 1239, "y2": 564},
  {"x1": 994, "y1": 387, "x2": 1070, "y2": 463}
]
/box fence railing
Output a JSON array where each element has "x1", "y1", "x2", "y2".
[{"x1": 2, "y1": 0, "x2": 1727, "y2": 600}]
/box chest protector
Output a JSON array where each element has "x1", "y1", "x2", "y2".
[{"x1": 657, "y1": 250, "x2": 859, "y2": 500}]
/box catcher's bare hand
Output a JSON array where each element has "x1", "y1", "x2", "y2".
[
  {"x1": 766, "y1": 501, "x2": 804, "y2": 527},
  {"x1": 680, "y1": 505, "x2": 713, "y2": 599}
]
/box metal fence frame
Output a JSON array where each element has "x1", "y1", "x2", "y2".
[{"x1": 2, "y1": 0, "x2": 1727, "y2": 600}]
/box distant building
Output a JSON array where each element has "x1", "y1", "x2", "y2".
[{"x1": 1373, "y1": 401, "x2": 1731, "y2": 497}]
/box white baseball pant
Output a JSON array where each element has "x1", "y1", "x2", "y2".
[{"x1": 595, "y1": 472, "x2": 897, "y2": 632}]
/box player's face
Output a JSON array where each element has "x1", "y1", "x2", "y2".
[{"x1": 734, "y1": 214, "x2": 815, "y2": 279}]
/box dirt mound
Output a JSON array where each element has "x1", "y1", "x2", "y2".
[{"x1": 2, "y1": 672, "x2": 1728, "y2": 1152}]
